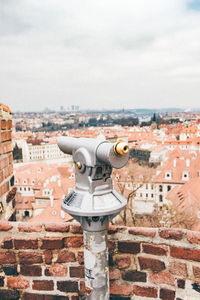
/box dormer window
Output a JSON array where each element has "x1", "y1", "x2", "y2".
[
  {"x1": 15, "y1": 179, "x2": 18, "y2": 184},
  {"x1": 23, "y1": 179, "x2": 27, "y2": 184},
  {"x1": 165, "y1": 171, "x2": 172, "y2": 180},
  {"x1": 31, "y1": 179, "x2": 35, "y2": 185}
]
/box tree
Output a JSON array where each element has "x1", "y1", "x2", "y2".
[{"x1": 13, "y1": 144, "x2": 22, "y2": 161}]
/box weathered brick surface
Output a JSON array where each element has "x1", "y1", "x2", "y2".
[
  {"x1": 0, "y1": 252, "x2": 16, "y2": 264},
  {"x1": 160, "y1": 288, "x2": 175, "y2": 300},
  {"x1": 169, "y1": 260, "x2": 188, "y2": 277},
  {"x1": 0, "y1": 223, "x2": 199, "y2": 299},
  {"x1": 14, "y1": 238, "x2": 38, "y2": 249},
  {"x1": 0, "y1": 221, "x2": 13, "y2": 231},
  {"x1": 129, "y1": 227, "x2": 156, "y2": 237},
  {"x1": 0, "y1": 289, "x2": 19, "y2": 299},
  {"x1": 149, "y1": 272, "x2": 175, "y2": 286},
  {"x1": 7, "y1": 276, "x2": 30, "y2": 289},
  {"x1": 115, "y1": 255, "x2": 131, "y2": 269},
  {"x1": 45, "y1": 264, "x2": 68, "y2": 277},
  {"x1": 142, "y1": 243, "x2": 168, "y2": 256},
  {"x1": 20, "y1": 265, "x2": 42, "y2": 277},
  {"x1": 32, "y1": 280, "x2": 54, "y2": 291},
  {"x1": 170, "y1": 246, "x2": 200, "y2": 262},
  {"x1": 70, "y1": 223, "x2": 83, "y2": 234},
  {"x1": 57, "y1": 281, "x2": 78, "y2": 292},
  {"x1": 110, "y1": 281, "x2": 132, "y2": 296},
  {"x1": 69, "y1": 266, "x2": 84, "y2": 278},
  {"x1": 118, "y1": 241, "x2": 140, "y2": 254},
  {"x1": 122, "y1": 270, "x2": 147, "y2": 282},
  {"x1": 18, "y1": 252, "x2": 43, "y2": 264},
  {"x1": 44, "y1": 223, "x2": 70, "y2": 232},
  {"x1": 138, "y1": 256, "x2": 166, "y2": 272},
  {"x1": 1, "y1": 237, "x2": 13, "y2": 249},
  {"x1": 133, "y1": 285, "x2": 158, "y2": 298},
  {"x1": 159, "y1": 228, "x2": 183, "y2": 240},
  {"x1": 18, "y1": 223, "x2": 42, "y2": 232},
  {"x1": 65, "y1": 237, "x2": 83, "y2": 248},
  {"x1": 56, "y1": 250, "x2": 76, "y2": 263},
  {"x1": 40, "y1": 237, "x2": 63, "y2": 249}
]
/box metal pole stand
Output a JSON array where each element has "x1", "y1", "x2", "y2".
[{"x1": 57, "y1": 137, "x2": 130, "y2": 299}]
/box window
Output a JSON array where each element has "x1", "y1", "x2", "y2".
[
  {"x1": 159, "y1": 185, "x2": 163, "y2": 192},
  {"x1": 140, "y1": 193, "x2": 142, "y2": 197},
  {"x1": 167, "y1": 185, "x2": 171, "y2": 191},
  {"x1": 151, "y1": 194, "x2": 154, "y2": 198},
  {"x1": 159, "y1": 195, "x2": 163, "y2": 202},
  {"x1": 146, "y1": 194, "x2": 148, "y2": 198},
  {"x1": 24, "y1": 211, "x2": 29, "y2": 217}
]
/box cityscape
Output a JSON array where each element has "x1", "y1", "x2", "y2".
[{"x1": 1, "y1": 0, "x2": 200, "y2": 298}]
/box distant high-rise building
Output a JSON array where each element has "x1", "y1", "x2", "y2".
[{"x1": 0, "y1": 103, "x2": 15, "y2": 220}]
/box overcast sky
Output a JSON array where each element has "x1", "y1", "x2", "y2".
[{"x1": 1, "y1": 0, "x2": 200, "y2": 112}]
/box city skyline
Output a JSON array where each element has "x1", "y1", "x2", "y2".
[{"x1": 1, "y1": 0, "x2": 200, "y2": 112}]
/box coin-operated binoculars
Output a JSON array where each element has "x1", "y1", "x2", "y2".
[{"x1": 57, "y1": 136, "x2": 129, "y2": 300}]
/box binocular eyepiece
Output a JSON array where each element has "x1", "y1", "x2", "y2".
[{"x1": 57, "y1": 136, "x2": 129, "y2": 169}]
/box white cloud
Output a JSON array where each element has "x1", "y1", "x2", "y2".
[{"x1": 0, "y1": 0, "x2": 200, "y2": 111}]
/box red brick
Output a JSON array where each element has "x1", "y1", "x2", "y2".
[
  {"x1": 169, "y1": 260, "x2": 188, "y2": 277},
  {"x1": 8, "y1": 153, "x2": 13, "y2": 164},
  {"x1": 129, "y1": 227, "x2": 156, "y2": 237},
  {"x1": 77, "y1": 251, "x2": 84, "y2": 265},
  {"x1": 193, "y1": 266, "x2": 200, "y2": 278},
  {"x1": 56, "y1": 250, "x2": 76, "y2": 263},
  {"x1": 138, "y1": 256, "x2": 165, "y2": 272},
  {"x1": 122, "y1": 270, "x2": 147, "y2": 282},
  {"x1": 170, "y1": 246, "x2": 200, "y2": 262},
  {"x1": 187, "y1": 230, "x2": 200, "y2": 245},
  {"x1": 32, "y1": 280, "x2": 54, "y2": 291},
  {"x1": 70, "y1": 223, "x2": 83, "y2": 234},
  {"x1": 44, "y1": 250, "x2": 52, "y2": 264},
  {"x1": 14, "y1": 238, "x2": 38, "y2": 249},
  {"x1": 177, "y1": 279, "x2": 185, "y2": 289},
  {"x1": 108, "y1": 225, "x2": 119, "y2": 234},
  {"x1": 45, "y1": 264, "x2": 68, "y2": 277},
  {"x1": 3, "y1": 265, "x2": 18, "y2": 276},
  {"x1": 40, "y1": 237, "x2": 63, "y2": 249},
  {"x1": 109, "y1": 269, "x2": 121, "y2": 280},
  {"x1": 70, "y1": 266, "x2": 84, "y2": 278},
  {"x1": 159, "y1": 228, "x2": 183, "y2": 240},
  {"x1": 0, "y1": 252, "x2": 16, "y2": 264},
  {"x1": 18, "y1": 223, "x2": 42, "y2": 232},
  {"x1": 108, "y1": 240, "x2": 116, "y2": 251},
  {"x1": 65, "y1": 236, "x2": 83, "y2": 248},
  {"x1": 7, "y1": 276, "x2": 30, "y2": 289},
  {"x1": 142, "y1": 243, "x2": 168, "y2": 256},
  {"x1": 160, "y1": 288, "x2": 175, "y2": 300},
  {"x1": 118, "y1": 241, "x2": 140, "y2": 254},
  {"x1": 133, "y1": 285, "x2": 158, "y2": 298},
  {"x1": 1, "y1": 237, "x2": 13, "y2": 249},
  {"x1": 20, "y1": 265, "x2": 42, "y2": 277},
  {"x1": 22, "y1": 294, "x2": 69, "y2": 300},
  {"x1": 44, "y1": 223, "x2": 70, "y2": 232},
  {"x1": 115, "y1": 255, "x2": 131, "y2": 269},
  {"x1": 57, "y1": 281, "x2": 78, "y2": 293},
  {"x1": 18, "y1": 251, "x2": 43, "y2": 264},
  {"x1": 110, "y1": 281, "x2": 132, "y2": 296},
  {"x1": 0, "y1": 289, "x2": 19, "y2": 299},
  {"x1": 149, "y1": 272, "x2": 175, "y2": 286}
]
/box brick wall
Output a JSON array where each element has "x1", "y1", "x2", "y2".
[
  {"x1": 0, "y1": 104, "x2": 14, "y2": 220},
  {"x1": 0, "y1": 222, "x2": 200, "y2": 299}
]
